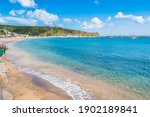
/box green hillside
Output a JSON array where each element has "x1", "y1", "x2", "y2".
[{"x1": 0, "y1": 25, "x2": 100, "y2": 37}]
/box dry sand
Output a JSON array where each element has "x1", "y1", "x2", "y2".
[{"x1": 0, "y1": 57, "x2": 72, "y2": 100}]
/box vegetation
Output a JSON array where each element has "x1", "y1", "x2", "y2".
[
  {"x1": 0, "y1": 44, "x2": 8, "y2": 54},
  {"x1": 0, "y1": 30, "x2": 5, "y2": 35},
  {"x1": 0, "y1": 25, "x2": 100, "y2": 37}
]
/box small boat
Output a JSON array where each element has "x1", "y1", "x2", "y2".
[{"x1": 130, "y1": 36, "x2": 137, "y2": 39}]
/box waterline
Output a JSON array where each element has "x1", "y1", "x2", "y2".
[
  {"x1": 7, "y1": 37, "x2": 150, "y2": 99},
  {"x1": 19, "y1": 66, "x2": 93, "y2": 100}
]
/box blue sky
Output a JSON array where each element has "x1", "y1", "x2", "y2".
[{"x1": 0, "y1": 0, "x2": 150, "y2": 35}]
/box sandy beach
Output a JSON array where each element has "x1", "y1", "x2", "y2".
[
  {"x1": 0, "y1": 37, "x2": 72, "y2": 100},
  {"x1": 0, "y1": 37, "x2": 142, "y2": 100}
]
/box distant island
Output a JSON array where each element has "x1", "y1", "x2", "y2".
[{"x1": 0, "y1": 25, "x2": 100, "y2": 37}]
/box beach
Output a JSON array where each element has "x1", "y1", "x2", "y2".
[
  {"x1": 0, "y1": 37, "x2": 72, "y2": 100},
  {"x1": 0, "y1": 37, "x2": 149, "y2": 100}
]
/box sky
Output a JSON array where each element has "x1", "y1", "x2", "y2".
[{"x1": 0, "y1": 0, "x2": 150, "y2": 36}]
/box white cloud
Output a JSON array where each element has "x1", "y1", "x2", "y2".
[
  {"x1": 9, "y1": 10, "x2": 16, "y2": 16},
  {"x1": 74, "y1": 19, "x2": 81, "y2": 24},
  {"x1": 132, "y1": 16, "x2": 144, "y2": 24},
  {"x1": 16, "y1": 9, "x2": 25, "y2": 15},
  {"x1": 4, "y1": 16, "x2": 37, "y2": 25},
  {"x1": 147, "y1": 16, "x2": 150, "y2": 21},
  {"x1": 58, "y1": 24, "x2": 64, "y2": 27},
  {"x1": 115, "y1": 11, "x2": 145, "y2": 24},
  {"x1": 107, "y1": 16, "x2": 112, "y2": 22},
  {"x1": 9, "y1": 10, "x2": 25, "y2": 16},
  {"x1": 27, "y1": 9, "x2": 59, "y2": 25},
  {"x1": 108, "y1": 22, "x2": 115, "y2": 27},
  {"x1": 9, "y1": 0, "x2": 37, "y2": 8},
  {"x1": 91, "y1": 17, "x2": 103, "y2": 25},
  {"x1": 0, "y1": 18, "x2": 7, "y2": 24},
  {"x1": 63, "y1": 18, "x2": 72, "y2": 23},
  {"x1": 94, "y1": 0, "x2": 100, "y2": 5},
  {"x1": 82, "y1": 17, "x2": 104, "y2": 29},
  {"x1": 82, "y1": 21, "x2": 92, "y2": 29},
  {"x1": 115, "y1": 12, "x2": 124, "y2": 18}
]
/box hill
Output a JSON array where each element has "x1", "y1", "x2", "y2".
[{"x1": 0, "y1": 25, "x2": 100, "y2": 37}]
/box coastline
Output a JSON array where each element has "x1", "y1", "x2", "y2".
[
  {"x1": 0, "y1": 36, "x2": 144, "y2": 100},
  {"x1": 2, "y1": 56, "x2": 72, "y2": 100},
  {"x1": 5, "y1": 37, "x2": 141, "y2": 100},
  {"x1": 0, "y1": 37, "x2": 72, "y2": 100}
]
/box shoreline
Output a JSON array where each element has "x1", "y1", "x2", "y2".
[
  {"x1": 0, "y1": 36, "x2": 143, "y2": 100},
  {"x1": 1, "y1": 55, "x2": 72, "y2": 100},
  {"x1": 6, "y1": 41, "x2": 93, "y2": 99},
  {"x1": 0, "y1": 37, "x2": 73, "y2": 100},
  {"x1": 5, "y1": 37, "x2": 141, "y2": 100}
]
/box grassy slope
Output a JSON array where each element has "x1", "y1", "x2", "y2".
[{"x1": 0, "y1": 25, "x2": 100, "y2": 36}]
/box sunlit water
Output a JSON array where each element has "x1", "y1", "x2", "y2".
[{"x1": 15, "y1": 37, "x2": 150, "y2": 99}]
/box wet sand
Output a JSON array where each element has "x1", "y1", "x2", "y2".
[{"x1": 1, "y1": 57, "x2": 72, "y2": 100}]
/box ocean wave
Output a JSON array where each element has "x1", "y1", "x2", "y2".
[{"x1": 19, "y1": 67, "x2": 93, "y2": 100}]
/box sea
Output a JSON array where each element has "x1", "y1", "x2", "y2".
[{"x1": 10, "y1": 37, "x2": 150, "y2": 99}]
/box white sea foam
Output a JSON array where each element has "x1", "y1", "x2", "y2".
[
  {"x1": 19, "y1": 67, "x2": 93, "y2": 100},
  {"x1": 6, "y1": 41, "x2": 94, "y2": 100}
]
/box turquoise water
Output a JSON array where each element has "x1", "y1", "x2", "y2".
[{"x1": 15, "y1": 37, "x2": 150, "y2": 99}]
